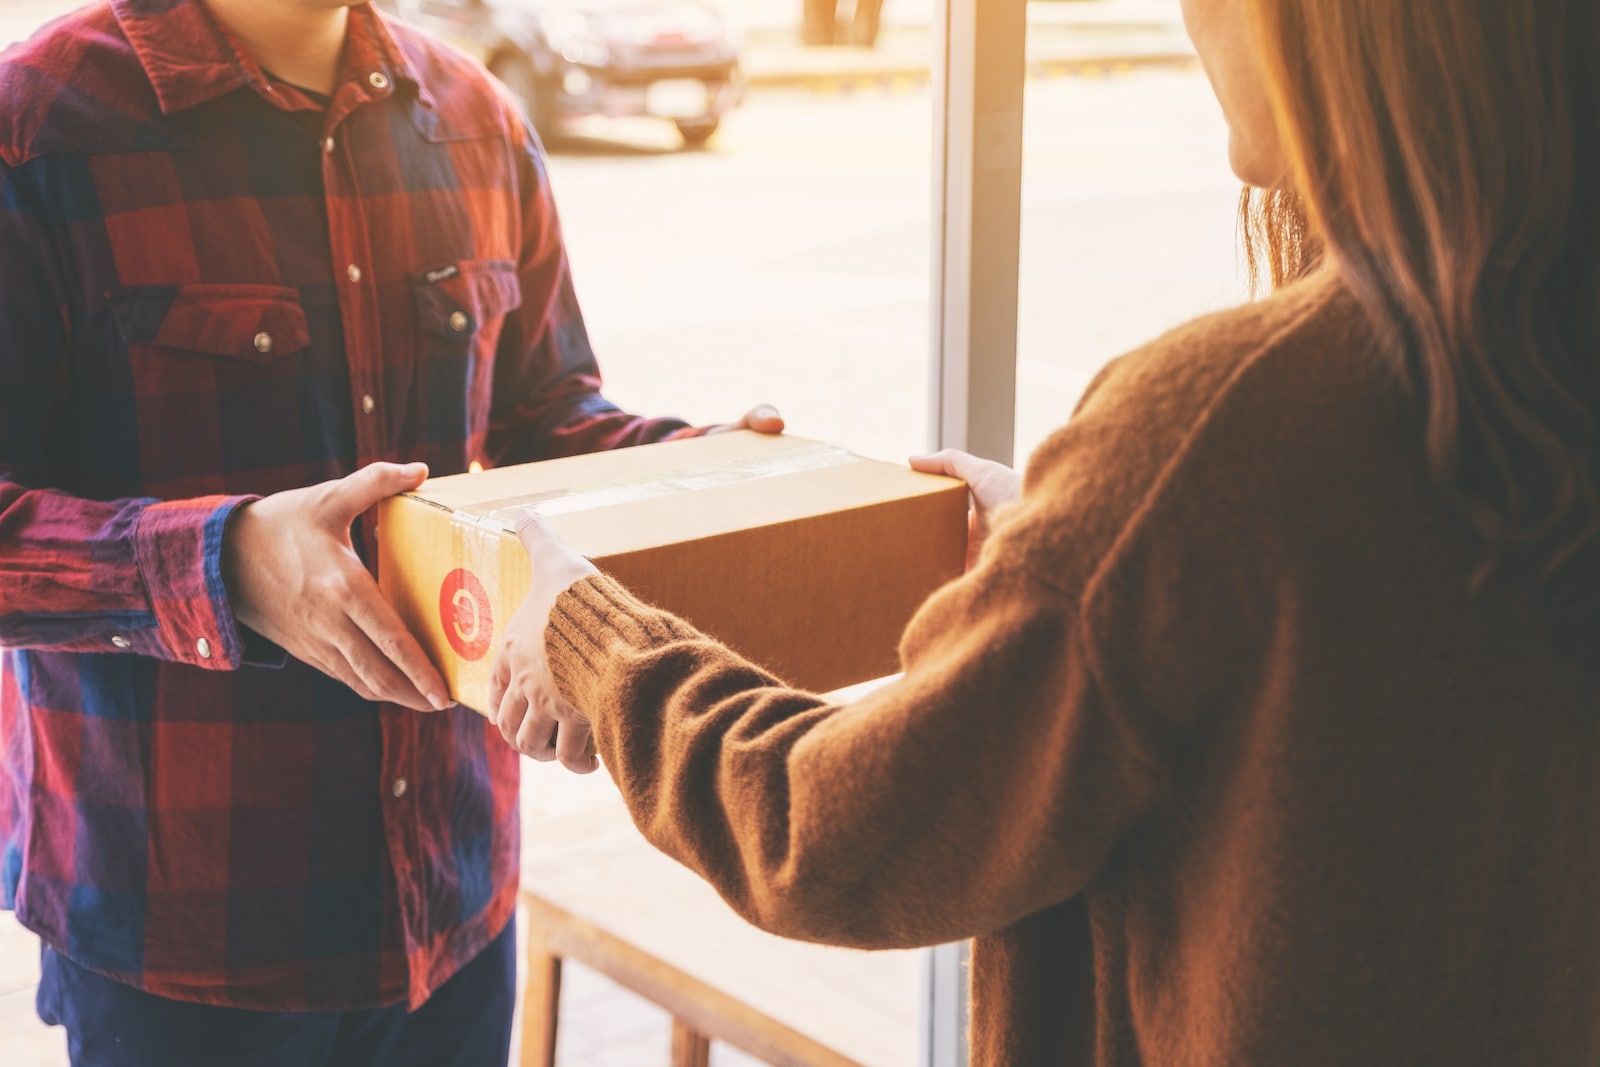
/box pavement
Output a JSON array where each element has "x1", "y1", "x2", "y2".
[{"x1": 0, "y1": 0, "x2": 1198, "y2": 89}]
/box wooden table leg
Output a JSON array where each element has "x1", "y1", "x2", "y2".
[
  {"x1": 520, "y1": 925, "x2": 563, "y2": 1067},
  {"x1": 670, "y1": 1019, "x2": 712, "y2": 1067}
]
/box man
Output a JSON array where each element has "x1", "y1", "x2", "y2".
[{"x1": 0, "y1": 1, "x2": 779, "y2": 1062}]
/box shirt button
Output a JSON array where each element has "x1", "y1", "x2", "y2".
[
  {"x1": 196, "y1": 637, "x2": 212, "y2": 660},
  {"x1": 362, "y1": 394, "x2": 376, "y2": 415},
  {"x1": 347, "y1": 264, "x2": 362, "y2": 283},
  {"x1": 322, "y1": 136, "x2": 335, "y2": 154},
  {"x1": 449, "y1": 311, "x2": 469, "y2": 333},
  {"x1": 369, "y1": 71, "x2": 390, "y2": 90},
  {"x1": 253, "y1": 331, "x2": 273, "y2": 354},
  {"x1": 391, "y1": 778, "x2": 408, "y2": 798},
  {"x1": 110, "y1": 635, "x2": 131, "y2": 649}
]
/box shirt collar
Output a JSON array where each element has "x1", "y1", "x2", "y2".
[{"x1": 110, "y1": 0, "x2": 426, "y2": 116}]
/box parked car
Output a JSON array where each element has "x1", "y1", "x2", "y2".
[{"x1": 380, "y1": 0, "x2": 743, "y2": 147}]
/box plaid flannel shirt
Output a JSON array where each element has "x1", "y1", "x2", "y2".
[{"x1": 0, "y1": 0, "x2": 692, "y2": 1011}]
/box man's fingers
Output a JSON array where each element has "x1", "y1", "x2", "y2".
[
  {"x1": 743, "y1": 404, "x2": 785, "y2": 435},
  {"x1": 344, "y1": 585, "x2": 450, "y2": 711},
  {"x1": 327, "y1": 462, "x2": 430, "y2": 524},
  {"x1": 707, "y1": 403, "x2": 785, "y2": 436},
  {"x1": 321, "y1": 656, "x2": 384, "y2": 705},
  {"x1": 554, "y1": 713, "x2": 598, "y2": 774},
  {"x1": 335, "y1": 624, "x2": 435, "y2": 711}
]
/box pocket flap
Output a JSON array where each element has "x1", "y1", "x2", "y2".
[
  {"x1": 411, "y1": 261, "x2": 523, "y2": 339},
  {"x1": 108, "y1": 284, "x2": 310, "y2": 363}
]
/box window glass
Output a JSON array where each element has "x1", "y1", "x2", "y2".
[{"x1": 1015, "y1": 23, "x2": 1245, "y2": 461}]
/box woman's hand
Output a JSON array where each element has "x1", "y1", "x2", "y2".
[
  {"x1": 487, "y1": 512, "x2": 602, "y2": 773},
  {"x1": 909, "y1": 450, "x2": 1023, "y2": 568}
]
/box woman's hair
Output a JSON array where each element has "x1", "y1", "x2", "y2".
[{"x1": 1243, "y1": 0, "x2": 1600, "y2": 639}]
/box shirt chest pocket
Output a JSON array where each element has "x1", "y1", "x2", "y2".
[
  {"x1": 107, "y1": 284, "x2": 314, "y2": 493},
  {"x1": 110, "y1": 284, "x2": 311, "y2": 371},
  {"x1": 411, "y1": 260, "x2": 521, "y2": 352},
  {"x1": 410, "y1": 261, "x2": 522, "y2": 429}
]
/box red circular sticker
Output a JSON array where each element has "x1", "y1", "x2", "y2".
[{"x1": 439, "y1": 568, "x2": 494, "y2": 662}]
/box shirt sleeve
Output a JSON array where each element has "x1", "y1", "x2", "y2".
[
  {"x1": 0, "y1": 159, "x2": 254, "y2": 670},
  {"x1": 484, "y1": 114, "x2": 698, "y2": 466},
  {"x1": 543, "y1": 523, "x2": 1165, "y2": 951}
]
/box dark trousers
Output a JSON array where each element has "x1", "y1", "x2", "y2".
[{"x1": 36, "y1": 919, "x2": 517, "y2": 1067}]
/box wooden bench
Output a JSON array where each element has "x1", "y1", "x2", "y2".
[{"x1": 517, "y1": 800, "x2": 921, "y2": 1067}]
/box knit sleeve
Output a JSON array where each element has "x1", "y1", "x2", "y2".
[
  {"x1": 544, "y1": 524, "x2": 1163, "y2": 950},
  {"x1": 542, "y1": 277, "x2": 1351, "y2": 950}
]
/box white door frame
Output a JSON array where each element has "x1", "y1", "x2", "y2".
[
  {"x1": 921, "y1": 0, "x2": 1028, "y2": 1062},
  {"x1": 928, "y1": 0, "x2": 1028, "y2": 467}
]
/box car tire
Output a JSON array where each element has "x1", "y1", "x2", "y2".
[
  {"x1": 676, "y1": 119, "x2": 720, "y2": 148},
  {"x1": 491, "y1": 56, "x2": 559, "y2": 143}
]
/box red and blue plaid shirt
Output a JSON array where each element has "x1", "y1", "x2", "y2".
[{"x1": 0, "y1": 0, "x2": 692, "y2": 1011}]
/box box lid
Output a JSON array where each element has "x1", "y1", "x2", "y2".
[{"x1": 405, "y1": 431, "x2": 962, "y2": 557}]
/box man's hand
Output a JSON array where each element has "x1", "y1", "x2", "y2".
[
  {"x1": 488, "y1": 513, "x2": 600, "y2": 773},
  {"x1": 909, "y1": 450, "x2": 1023, "y2": 569},
  {"x1": 222, "y1": 462, "x2": 451, "y2": 712},
  {"x1": 706, "y1": 404, "x2": 785, "y2": 436}
]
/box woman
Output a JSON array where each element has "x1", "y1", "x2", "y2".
[{"x1": 488, "y1": 1, "x2": 1600, "y2": 1062}]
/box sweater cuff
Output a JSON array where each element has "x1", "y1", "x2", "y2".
[{"x1": 544, "y1": 573, "x2": 698, "y2": 711}]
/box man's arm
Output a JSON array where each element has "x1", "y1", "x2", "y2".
[
  {"x1": 0, "y1": 160, "x2": 448, "y2": 708},
  {"x1": 482, "y1": 115, "x2": 698, "y2": 466},
  {"x1": 0, "y1": 479, "x2": 259, "y2": 668},
  {"x1": 0, "y1": 160, "x2": 253, "y2": 667}
]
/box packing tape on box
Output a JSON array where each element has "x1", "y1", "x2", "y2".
[
  {"x1": 458, "y1": 442, "x2": 858, "y2": 531},
  {"x1": 442, "y1": 442, "x2": 859, "y2": 751}
]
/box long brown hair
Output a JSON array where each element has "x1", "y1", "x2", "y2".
[{"x1": 1243, "y1": 0, "x2": 1600, "y2": 637}]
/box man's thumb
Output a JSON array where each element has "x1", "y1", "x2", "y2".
[{"x1": 335, "y1": 462, "x2": 429, "y2": 517}]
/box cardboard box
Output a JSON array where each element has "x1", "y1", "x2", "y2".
[{"x1": 378, "y1": 432, "x2": 969, "y2": 712}]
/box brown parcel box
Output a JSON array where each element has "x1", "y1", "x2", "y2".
[{"x1": 377, "y1": 431, "x2": 969, "y2": 713}]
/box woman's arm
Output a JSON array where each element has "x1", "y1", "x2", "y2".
[{"x1": 496, "y1": 508, "x2": 1165, "y2": 952}]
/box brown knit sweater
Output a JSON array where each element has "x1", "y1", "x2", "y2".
[{"x1": 546, "y1": 270, "x2": 1600, "y2": 1066}]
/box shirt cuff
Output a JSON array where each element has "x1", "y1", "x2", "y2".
[{"x1": 133, "y1": 495, "x2": 257, "y2": 670}]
